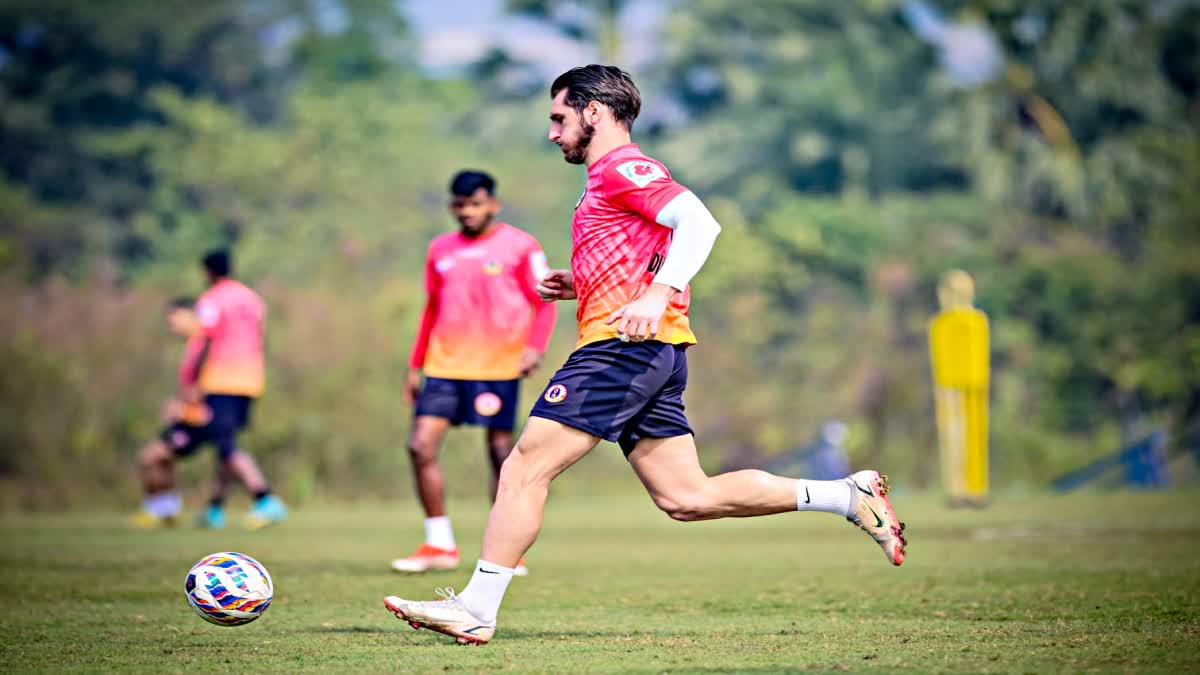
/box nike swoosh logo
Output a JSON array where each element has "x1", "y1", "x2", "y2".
[
  {"x1": 804, "y1": 487, "x2": 811, "y2": 504},
  {"x1": 865, "y1": 504, "x2": 884, "y2": 529},
  {"x1": 478, "y1": 568, "x2": 499, "y2": 575},
  {"x1": 463, "y1": 625, "x2": 487, "y2": 635},
  {"x1": 855, "y1": 482, "x2": 874, "y2": 497}
]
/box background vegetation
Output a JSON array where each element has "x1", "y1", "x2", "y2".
[{"x1": 2, "y1": 0, "x2": 1198, "y2": 508}]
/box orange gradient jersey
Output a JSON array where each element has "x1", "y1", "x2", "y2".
[
  {"x1": 409, "y1": 224, "x2": 557, "y2": 380},
  {"x1": 194, "y1": 279, "x2": 266, "y2": 397},
  {"x1": 573, "y1": 144, "x2": 695, "y2": 348}
]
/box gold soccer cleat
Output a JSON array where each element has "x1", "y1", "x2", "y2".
[{"x1": 846, "y1": 470, "x2": 907, "y2": 566}]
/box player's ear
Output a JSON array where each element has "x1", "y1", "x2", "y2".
[{"x1": 490, "y1": 197, "x2": 502, "y2": 215}]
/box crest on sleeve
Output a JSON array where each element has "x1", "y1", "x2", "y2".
[
  {"x1": 529, "y1": 251, "x2": 550, "y2": 280},
  {"x1": 616, "y1": 161, "x2": 666, "y2": 188},
  {"x1": 195, "y1": 300, "x2": 220, "y2": 328}
]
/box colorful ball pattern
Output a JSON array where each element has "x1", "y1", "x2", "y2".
[{"x1": 185, "y1": 552, "x2": 273, "y2": 626}]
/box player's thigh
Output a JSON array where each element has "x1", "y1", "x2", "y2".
[
  {"x1": 627, "y1": 434, "x2": 710, "y2": 507},
  {"x1": 505, "y1": 416, "x2": 600, "y2": 484},
  {"x1": 408, "y1": 415, "x2": 452, "y2": 458}
]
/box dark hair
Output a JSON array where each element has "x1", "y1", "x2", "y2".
[
  {"x1": 167, "y1": 296, "x2": 195, "y2": 309},
  {"x1": 550, "y1": 64, "x2": 641, "y2": 130},
  {"x1": 450, "y1": 170, "x2": 496, "y2": 197},
  {"x1": 202, "y1": 249, "x2": 231, "y2": 277}
]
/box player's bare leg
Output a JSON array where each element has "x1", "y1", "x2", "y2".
[
  {"x1": 484, "y1": 428, "x2": 515, "y2": 501},
  {"x1": 385, "y1": 418, "x2": 597, "y2": 643},
  {"x1": 393, "y1": 415, "x2": 458, "y2": 572},
  {"x1": 629, "y1": 434, "x2": 906, "y2": 564},
  {"x1": 198, "y1": 454, "x2": 235, "y2": 529},
  {"x1": 409, "y1": 415, "x2": 453, "y2": 517},
  {"x1": 227, "y1": 449, "x2": 268, "y2": 495},
  {"x1": 139, "y1": 440, "x2": 176, "y2": 495},
  {"x1": 628, "y1": 435, "x2": 799, "y2": 519},
  {"x1": 132, "y1": 440, "x2": 180, "y2": 528},
  {"x1": 485, "y1": 428, "x2": 528, "y2": 576},
  {"x1": 478, "y1": 418, "x2": 597, "y2": 565}
]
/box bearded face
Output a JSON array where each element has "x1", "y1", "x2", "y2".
[{"x1": 558, "y1": 117, "x2": 595, "y2": 165}]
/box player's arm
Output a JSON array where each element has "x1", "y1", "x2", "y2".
[
  {"x1": 187, "y1": 299, "x2": 222, "y2": 402},
  {"x1": 406, "y1": 250, "x2": 440, "y2": 403},
  {"x1": 608, "y1": 190, "x2": 722, "y2": 341},
  {"x1": 519, "y1": 246, "x2": 557, "y2": 376}
]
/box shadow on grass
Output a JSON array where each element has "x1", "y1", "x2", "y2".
[{"x1": 302, "y1": 625, "x2": 391, "y2": 634}]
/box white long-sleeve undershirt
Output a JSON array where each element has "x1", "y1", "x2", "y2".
[{"x1": 652, "y1": 190, "x2": 722, "y2": 292}]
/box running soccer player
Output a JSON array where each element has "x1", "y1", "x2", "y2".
[
  {"x1": 383, "y1": 66, "x2": 908, "y2": 645},
  {"x1": 391, "y1": 171, "x2": 557, "y2": 576},
  {"x1": 131, "y1": 250, "x2": 287, "y2": 530}
]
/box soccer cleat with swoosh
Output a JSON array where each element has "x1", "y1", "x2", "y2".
[
  {"x1": 384, "y1": 588, "x2": 494, "y2": 645},
  {"x1": 846, "y1": 470, "x2": 907, "y2": 566}
]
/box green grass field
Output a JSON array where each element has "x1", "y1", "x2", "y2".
[{"x1": 2, "y1": 491, "x2": 1198, "y2": 673}]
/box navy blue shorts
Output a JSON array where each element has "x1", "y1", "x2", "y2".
[
  {"x1": 415, "y1": 377, "x2": 520, "y2": 431},
  {"x1": 160, "y1": 394, "x2": 253, "y2": 459},
  {"x1": 530, "y1": 339, "x2": 693, "y2": 456}
]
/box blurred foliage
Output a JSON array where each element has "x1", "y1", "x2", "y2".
[{"x1": 0, "y1": 0, "x2": 1197, "y2": 507}]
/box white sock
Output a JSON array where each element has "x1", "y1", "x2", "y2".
[
  {"x1": 795, "y1": 479, "x2": 852, "y2": 517},
  {"x1": 143, "y1": 491, "x2": 181, "y2": 518},
  {"x1": 457, "y1": 559, "x2": 515, "y2": 624},
  {"x1": 424, "y1": 516, "x2": 456, "y2": 550}
]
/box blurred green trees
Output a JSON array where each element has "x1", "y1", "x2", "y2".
[{"x1": 1, "y1": 0, "x2": 1196, "y2": 507}]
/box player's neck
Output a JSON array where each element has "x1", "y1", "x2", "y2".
[
  {"x1": 584, "y1": 131, "x2": 634, "y2": 167},
  {"x1": 459, "y1": 220, "x2": 501, "y2": 240}
]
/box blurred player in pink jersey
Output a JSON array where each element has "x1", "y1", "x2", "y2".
[
  {"x1": 384, "y1": 66, "x2": 907, "y2": 645},
  {"x1": 131, "y1": 250, "x2": 287, "y2": 530},
  {"x1": 391, "y1": 171, "x2": 557, "y2": 576}
]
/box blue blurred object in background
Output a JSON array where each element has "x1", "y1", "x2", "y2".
[{"x1": 1052, "y1": 430, "x2": 1171, "y2": 492}]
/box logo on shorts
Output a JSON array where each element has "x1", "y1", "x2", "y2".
[
  {"x1": 543, "y1": 384, "x2": 568, "y2": 404},
  {"x1": 169, "y1": 430, "x2": 191, "y2": 449},
  {"x1": 474, "y1": 392, "x2": 503, "y2": 417}
]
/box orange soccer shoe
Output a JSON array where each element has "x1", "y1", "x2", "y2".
[{"x1": 390, "y1": 544, "x2": 461, "y2": 573}]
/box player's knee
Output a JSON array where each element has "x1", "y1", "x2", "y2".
[
  {"x1": 652, "y1": 489, "x2": 715, "y2": 522},
  {"x1": 140, "y1": 442, "x2": 169, "y2": 466},
  {"x1": 407, "y1": 436, "x2": 439, "y2": 466},
  {"x1": 495, "y1": 444, "x2": 549, "y2": 490}
]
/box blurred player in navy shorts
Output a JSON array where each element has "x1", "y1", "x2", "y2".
[{"x1": 392, "y1": 171, "x2": 557, "y2": 576}]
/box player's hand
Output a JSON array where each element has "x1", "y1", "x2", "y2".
[
  {"x1": 537, "y1": 269, "x2": 576, "y2": 302},
  {"x1": 404, "y1": 369, "x2": 423, "y2": 405},
  {"x1": 517, "y1": 347, "x2": 543, "y2": 378},
  {"x1": 605, "y1": 283, "x2": 676, "y2": 343},
  {"x1": 162, "y1": 397, "x2": 183, "y2": 424},
  {"x1": 180, "y1": 384, "x2": 202, "y2": 405}
]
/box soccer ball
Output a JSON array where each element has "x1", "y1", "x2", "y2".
[{"x1": 184, "y1": 552, "x2": 273, "y2": 626}]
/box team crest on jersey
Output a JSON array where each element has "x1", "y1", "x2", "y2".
[
  {"x1": 474, "y1": 392, "x2": 503, "y2": 417},
  {"x1": 616, "y1": 160, "x2": 666, "y2": 188},
  {"x1": 482, "y1": 260, "x2": 503, "y2": 275},
  {"x1": 543, "y1": 383, "x2": 568, "y2": 404}
]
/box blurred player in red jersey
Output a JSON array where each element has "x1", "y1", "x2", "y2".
[
  {"x1": 385, "y1": 66, "x2": 907, "y2": 645},
  {"x1": 391, "y1": 171, "x2": 557, "y2": 576},
  {"x1": 131, "y1": 250, "x2": 286, "y2": 530}
]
